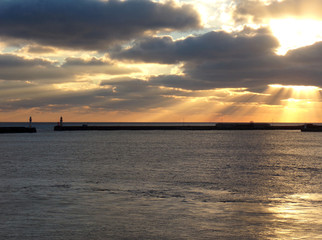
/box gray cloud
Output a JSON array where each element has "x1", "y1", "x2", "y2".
[
  {"x1": 0, "y1": 54, "x2": 64, "y2": 80},
  {"x1": 0, "y1": 78, "x2": 179, "y2": 112},
  {"x1": 61, "y1": 57, "x2": 137, "y2": 75},
  {"x1": 0, "y1": 54, "x2": 53, "y2": 68},
  {"x1": 150, "y1": 75, "x2": 216, "y2": 90},
  {"x1": 0, "y1": 0, "x2": 200, "y2": 51},
  {"x1": 114, "y1": 27, "x2": 278, "y2": 64},
  {"x1": 0, "y1": 54, "x2": 137, "y2": 81},
  {"x1": 286, "y1": 42, "x2": 322, "y2": 63},
  {"x1": 62, "y1": 57, "x2": 108, "y2": 67},
  {"x1": 26, "y1": 45, "x2": 57, "y2": 54},
  {"x1": 113, "y1": 27, "x2": 322, "y2": 89},
  {"x1": 152, "y1": 45, "x2": 322, "y2": 89}
]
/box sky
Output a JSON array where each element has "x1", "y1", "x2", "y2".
[{"x1": 1, "y1": 0, "x2": 322, "y2": 122}]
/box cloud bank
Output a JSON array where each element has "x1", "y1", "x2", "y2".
[
  {"x1": 113, "y1": 26, "x2": 322, "y2": 89},
  {"x1": 0, "y1": 0, "x2": 201, "y2": 51},
  {"x1": 0, "y1": 54, "x2": 135, "y2": 81},
  {"x1": 114, "y1": 27, "x2": 278, "y2": 64}
]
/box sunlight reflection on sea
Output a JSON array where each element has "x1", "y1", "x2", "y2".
[{"x1": 0, "y1": 126, "x2": 322, "y2": 239}]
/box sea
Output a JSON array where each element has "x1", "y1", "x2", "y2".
[{"x1": 1, "y1": 122, "x2": 322, "y2": 240}]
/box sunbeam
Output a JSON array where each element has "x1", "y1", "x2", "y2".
[{"x1": 266, "y1": 84, "x2": 322, "y2": 122}]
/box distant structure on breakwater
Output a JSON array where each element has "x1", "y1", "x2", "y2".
[
  {"x1": 0, "y1": 116, "x2": 37, "y2": 134},
  {"x1": 301, "y1": 124, "x2": 322, "y2": 132}
]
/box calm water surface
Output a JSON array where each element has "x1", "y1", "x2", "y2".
[{"x1": 0, "y1": 124, "x2": 322, "y2": 239}]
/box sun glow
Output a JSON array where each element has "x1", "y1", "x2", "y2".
[
  {"x1": 269, "y1": 19, "x2": 322, "y2": 55},
  {"x1": 266, "y1": 84, "x2": 322, "y2": 122},
  {"x1": 268, "y1": 84, "x2": 320, "y2": 91}
]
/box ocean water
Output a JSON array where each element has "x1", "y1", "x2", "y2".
[{"x1": 1, "y1": 123, "x2": 322, "y2": 239}]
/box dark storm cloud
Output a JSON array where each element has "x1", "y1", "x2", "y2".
[
  {"x1": 0, "y1": 0, "x2": 200, "y2": 51},
  {"x1": 114, "y1": 27, "x2": 278, "y2": 64},
  {"x1": 234, "y1": 0, "x2": 322, "y2": 23}
]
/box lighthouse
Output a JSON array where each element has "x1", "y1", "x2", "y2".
[
  {"x1": 29, "y1": 116, "x2": 32, "y2": 128},
  {"x1": 60, "y1": 116, "x2": 63, "y2": 127}
]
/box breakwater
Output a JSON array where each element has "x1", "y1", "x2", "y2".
[
  {"x1": 0, "y1": 127, "x2": 37, "y2": 134},
  {"x1": 54, "y1": 125, "x2": 217, "y2": 131},
  {"x1": 54, "y1": 123, "x2": 305, "y2": 131},
  {"x1": 301, "y1": 124, "x2": 322, "y2": 132}
]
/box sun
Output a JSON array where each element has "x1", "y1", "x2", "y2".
[{"x1": 269, "y1": 18, "x2": 322, "y2": 55}]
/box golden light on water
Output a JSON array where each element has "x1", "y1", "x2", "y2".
[{"x1": 268, "y1": 194, "x2": 322, "y2": 239}]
